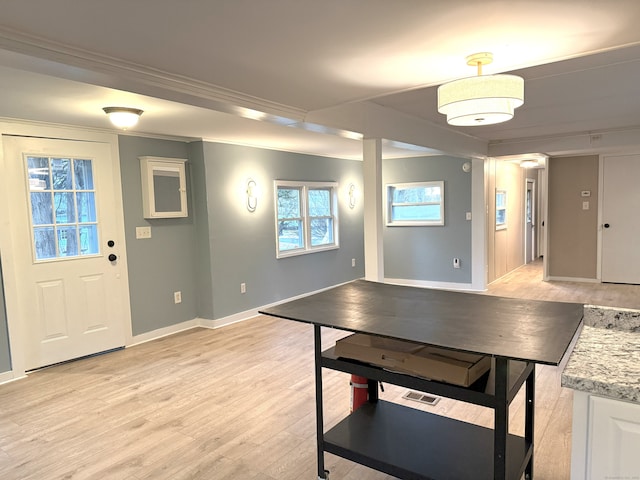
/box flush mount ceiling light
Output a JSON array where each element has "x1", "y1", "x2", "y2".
[
  {"x1": 103, "y1": 106, "x2": 143, "y2": 129},
  {"x1": 520, "y1": 159, "x2": 539, "y2": 168},
  {"x1": 437, "y1": 53, "x2": 524, "y2": 126}
]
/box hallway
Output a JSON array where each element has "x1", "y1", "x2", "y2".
[{"x1": 485, "y1": 259, "x2": 640, "y2": 309}]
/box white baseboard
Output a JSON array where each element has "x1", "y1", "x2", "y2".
[
  {"x1": 129, "y1": 318, "x2": 200, "y2": 347},
  {"x1": 385, "y1": 277, "x2": 480, "y2": 292},
  {"x1": 202, "y1": 280, "x2": 358, "y2": 329},
  {"x1": 199, "y1": 311, "x2": 260, "y2": 330},
  {"x1": 130, "y1": 281, "x2": 357, "y2": 343},
  {"x1": 0, "y1": 370, "x2": 26, "y2": 386}
]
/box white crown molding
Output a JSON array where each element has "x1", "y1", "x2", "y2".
[
  {"x1": 488, "y1": 125, "x2": 640, "y2": 157},
  {"x1": 0, "y1": 26, "x2": 307, "y2": 122}
]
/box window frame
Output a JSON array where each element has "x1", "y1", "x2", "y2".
[
  {"x1": 496, "y1": 189, "x2": 507, "y2": 230},
  {"x1": 386, "y1": 180, "x2": 445, "y2": 226},
  {"x1": 274, "y1": 180, "x2": 339, "y2": 258}
]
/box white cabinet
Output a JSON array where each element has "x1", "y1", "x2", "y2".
[
  {"x1": 571, "y1": 391, "x2": 640, "y2": 479},
  {"x1": 139, "y1": 156, "x2": 188, "y2": 219}
]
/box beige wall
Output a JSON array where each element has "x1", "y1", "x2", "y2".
[
  {"x1": 547, "y1": 155, "x2": 599, "y2": 279},
  {"x1": 487, "y1": 159, "x2": 526, "y2": 283}
]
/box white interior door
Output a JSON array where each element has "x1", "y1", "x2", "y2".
[
  {"x1": 525, "y1": 179, "x2": 535, "y2": 264},
  {"x1": 601, "y1": 154, "x2": 640, "y2": 284},
  {"x1": 3, "y1": 136, "x2": 127, "y2": 370}
]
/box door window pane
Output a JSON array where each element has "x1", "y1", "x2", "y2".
[
  {"x1": 74, "y1": 159, "x2": 94, "y2": 189},
  {"x1": 77, "y1": 192, "x2": 97, "y2": 222},
  {"x1": 27, "y1": 157, "x2": 51, "y2": 190},
  {"x1": 34, "y1": 227, "x2": 56, "y2": 260},
  {"x1": 30, "y1": 192, "x2": 54, "y2": 225},
  {"x1": 51, "y1": 158, "x2": 72, "y2": 190},
  {"x1": 54, "y1": 192, "x2": 76, "y2": 224},
  {"x1": 57, "y1": 226, "x2": 78, "y2": 257},
  {"x1": 26, "y1": 156, "x2": 100, "y2": 261},
  {"x1": 79, "y1": 225, "x2": 99, "y2": 255}
]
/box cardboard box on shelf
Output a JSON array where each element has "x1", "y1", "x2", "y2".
[{"x1": 334, "y1": 333, "x2": 491, "y2": 387}]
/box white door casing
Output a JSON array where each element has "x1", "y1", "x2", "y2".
[
  {"x1": 601, "y1": 154, "x2": 640, "y2": 284},
  {"x1": 3, "y1": 135, "x2": 129, "y2": 371}
]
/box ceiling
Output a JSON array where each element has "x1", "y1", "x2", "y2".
[{"x1": 1, "y1": 0, "x2": 640, "y2": 160}]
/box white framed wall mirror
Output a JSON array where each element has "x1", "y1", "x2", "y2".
[{"x1": 139, "y1": 156, "x2": 188, "y2": 218}]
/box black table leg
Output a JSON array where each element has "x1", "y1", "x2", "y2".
[
  {"x1": 313, "y1": 325, "x2": 329, "y2": 479},
  {"x1": 524, "y1": 364, "x2": 535, "y2": 479},
  {"x1": 494, "y1": 357, "x2": 509, "y2": 479}
]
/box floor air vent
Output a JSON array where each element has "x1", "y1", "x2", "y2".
[{"x1": 403, "y1": 391, "x2": 440, "y2": 406}]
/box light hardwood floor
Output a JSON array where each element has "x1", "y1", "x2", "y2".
[{"x1": 1, "y1": 260, "x2": 638, "y2": 479}]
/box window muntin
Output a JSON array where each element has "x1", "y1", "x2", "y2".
[
  {"x1": 387, "y1": 181, "x2": 444, "y2": 226},
  {"x1": 26, "y1": 156, "x2": 100, "y2": 261},
  {"x1": 275, "y1": 181, "x2": 339, "y2": 257}
]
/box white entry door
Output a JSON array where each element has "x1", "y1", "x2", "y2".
[
  {"x1": 3, "y1": 136, "x2": 127, "y2": 370},
  {"x1": 601, "y1": 154, "x2": 640, "y2": 284}
]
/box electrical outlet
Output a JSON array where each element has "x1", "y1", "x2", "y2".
[
  {"x1": 352, "y1": 258, "x2": 356, "y2": 267},
  {"x1": 453, "y1": 258, "x2": 460, "y2": 269},
  {"x1": 240, "y1": 282, "x2": 246, "y2": 294},
  {"x1": 174, "y1": 291, "x2": 182, "y2": 304}
]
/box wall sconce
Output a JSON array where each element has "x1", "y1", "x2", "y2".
[
  {"x1": 103, "y1": 106, "x2": 143, "y2": 129},
  {"x1": 348, "y1": 183, "x2": 357, "y2": 209},
  {"x1": 246, "y1": 179, "x2": 258, "y2": 212}
]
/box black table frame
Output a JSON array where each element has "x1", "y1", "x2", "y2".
[{"x1": 261, "y1": 280, "x2": 583, "y2": 480}]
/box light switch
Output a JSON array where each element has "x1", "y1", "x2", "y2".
[
  {"x1": 136, "y1": 226, "x2": 152, "y2": 239},
  {"x1": 582, "y1": 201, "x2": 590, "y2": 210}
]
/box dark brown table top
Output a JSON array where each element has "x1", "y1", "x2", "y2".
[{"x1": 260, "y1": 279, "x2": 584, "y2": 365}]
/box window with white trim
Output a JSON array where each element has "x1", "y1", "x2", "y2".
[
  {"x1": 496, "y1": 189, "x2": 507, "y2": 230},
  {"x1": 386, "y1": 181, "x2": 445, "y2": 226},
  {"x1": 275, "y1": 180, "x2": 339, "y2": 258}
]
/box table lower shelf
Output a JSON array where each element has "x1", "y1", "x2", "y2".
[{"x1": 324, "y1": 400, "x2": 531, "y2": 480}]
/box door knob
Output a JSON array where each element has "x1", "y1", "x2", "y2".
[
  {"x1": 604, "y1": 223, "x2": 610, "y2": 228},
  {"x1": 108, "y1": 254, "x2": 117, "y2": 262},
  {"x1": 107, "y1": 240, "x2": 115, "y2": 247}
]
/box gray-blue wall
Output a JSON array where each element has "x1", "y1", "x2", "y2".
[
  {"x1": 202, "y1": 142, "x2": 365, "y2": 318},
  {"x1": 118, "y1": 136, "x2": 200, "y2": 336},
  {"x1": 0, "y1": 255, "x2": 11, "y2": 372},
  {"x1": 187, "y1": 142, "x2": 214, "y2": 319},
  {"x1": 0, "y1": 143, "x2": 470, "y2": 373},
  {"x1": 383, "y1": 155, "x2": 472, "y2": 283},
  {"x1": 119, "y1": 137, "x2": 364, "y2": 333}
]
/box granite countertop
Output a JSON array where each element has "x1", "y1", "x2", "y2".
[{"x1": 561, "y1": 305, "x2": 640, "y2": 403}]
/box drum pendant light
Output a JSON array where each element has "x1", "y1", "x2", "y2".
[{"x1": 437, "y1": 53, "x2": 524, "y2": 126}]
